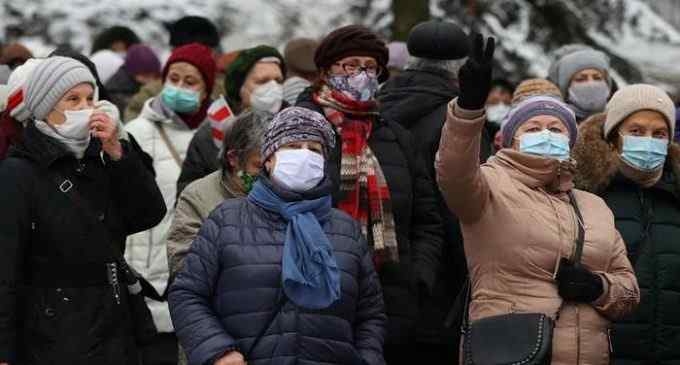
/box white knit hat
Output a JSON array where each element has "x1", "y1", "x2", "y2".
[
  {"x1": 24, "y1": 56, "x2": 96, "y2": 121},
  {"x1": 5, "y1": 58, "x2": 43, "y2": 121},
  {"x1": 604, "y1": 84, "x2": 676, "y2": 139}
]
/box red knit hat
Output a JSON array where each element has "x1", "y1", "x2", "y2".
[{"x1": 162, "y1": 43, "x2": 217, "y2": 94}]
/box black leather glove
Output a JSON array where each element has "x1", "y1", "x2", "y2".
[
  {"x1": 556, "y1": 258, "x2": 604, "y2": 303},
  {"x1": 457, "y1": 32, "x2": 495, "y2": 111}
]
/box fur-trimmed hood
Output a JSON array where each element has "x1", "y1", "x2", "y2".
[{"x1": 572, "y1": 112, "x2": 680, "y2": 195}]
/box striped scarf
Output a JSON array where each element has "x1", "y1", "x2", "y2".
[{"x1": 313, "y1": 84, "x2": 399, "y2": 268}]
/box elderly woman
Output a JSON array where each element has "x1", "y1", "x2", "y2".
[
  {"x1": 436, "y1": 35, "x2": 639, "y2": 365},
  {"x1": 0, "y1": 57, "x2": 165, "y2": 364},
  {"x1": 124, "y1": 42, "x2": 217, "y2": 362},
  {"x1": 572, "y1": 85, "x2": 680, "y2": 364},
  {"x1": 167, "y1": 110, "x2": 273, "y2": 278},
  {"x1": 296, "y1": 25, "x2": 442, "y2": 361},
  {"x1": 169, "y1": 107, "x2": 386, "y2": 365},
  {"x1": 547, "y1": 44, "x2": 612, "y2": 122}
]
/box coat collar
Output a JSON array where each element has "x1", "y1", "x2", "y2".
[
  {"x1": 490, "y1": 149, "x2": 575, "y2": 193},
  {"x1": 572, "y1": 112, "x2": 680, "y2": 195},
  {"x1": 11, "y1": 121, "x2": 101, "y2": 168}
]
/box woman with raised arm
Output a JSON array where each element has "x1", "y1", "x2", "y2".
[{"x1": 435, "y1": 34, "x2": 639, "y2": 365}]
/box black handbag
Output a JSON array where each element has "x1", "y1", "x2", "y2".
[{"x1": 462, "y1": 190, "x2": 585, "y2": 365}]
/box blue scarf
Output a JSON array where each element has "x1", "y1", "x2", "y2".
[{"x1": 248, "y1": 180, "x2": 341, "y2": 309}]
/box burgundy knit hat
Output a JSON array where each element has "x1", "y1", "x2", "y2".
[
  {"x1": 125, "y1": 44, "x2": 161, "y2": 77},
  {"x1": 162, "y1": 43, "x2": 217, "y2": 94},
  {"x1": 314, "y1": 25, "x2": 389, "y2": 82}
]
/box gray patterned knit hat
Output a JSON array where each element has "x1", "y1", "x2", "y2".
[
  {"x1": 262, "y1": 106, "x2": 336, "y2": 161},
  {"x1": 24, "y1": 56, "x2": 96, "y2": 121}
]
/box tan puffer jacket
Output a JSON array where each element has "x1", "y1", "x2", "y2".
[{"x1": 435, "y1": 101, "x2": 640, "y2": 365}]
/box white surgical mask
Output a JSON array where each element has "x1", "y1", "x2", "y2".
[
  {"x1": 250, "y1": 80, "x2": 284, "y2": 113},
  {"x1": 34, "y1": 108, "x2": 94, "y2": 159},
  {"x1": 271, "y1": 149, "x2": 325, "y2": 192},
  {"x1": 486, "y1": 103, "x2": 511, "y2": 125},
  {"x1": 55, "y1": 109, "x2": 95, "y2": 140}
]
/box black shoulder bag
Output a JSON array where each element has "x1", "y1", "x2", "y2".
[
  {"x1": 43, "y1": 167, "x2": 161, "y2": 345},
  {"x1": 462, "y1": 190, "x2": 585, "y2": 365}
]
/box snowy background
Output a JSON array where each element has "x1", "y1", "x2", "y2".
[{"x1": 2, "y1": 0, "x2": 680, "y2": 94}]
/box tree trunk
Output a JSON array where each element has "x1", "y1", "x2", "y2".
[{"x1": 391, "y1": 0, "x2": 430, "y2": 41}]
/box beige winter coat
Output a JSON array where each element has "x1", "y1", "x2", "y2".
[
  {"x1": 435, "y1": 101, "x2": 640, "y2": 365},
  {"x1": 167, "y1": 170, "x2": 244, "y2": 277}
]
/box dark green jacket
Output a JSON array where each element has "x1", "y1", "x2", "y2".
[{"x1": 574, "y1": 113, "x2": 680, "y2": 364}]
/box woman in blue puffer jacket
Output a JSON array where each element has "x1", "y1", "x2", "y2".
[{"x1": 168, "y1": 106, "x2": 386, "y2": 365}]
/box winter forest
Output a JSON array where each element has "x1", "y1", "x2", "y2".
[{"x1": 2, "y1": 0, "x2": 680, "y2": 95}]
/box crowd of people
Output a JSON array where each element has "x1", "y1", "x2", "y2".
[{"x1": 0, "y1": 14, "x2": 679, "y2": 365}]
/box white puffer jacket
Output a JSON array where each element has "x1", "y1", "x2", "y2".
[{"x1": 124, "y1": 97, "x2": 197, "y2": 333}]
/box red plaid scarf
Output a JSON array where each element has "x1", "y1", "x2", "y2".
[{"x1": 313, "y1": 85, "x2": 399, "y2": 268}]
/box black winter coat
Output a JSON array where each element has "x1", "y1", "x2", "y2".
[
  {"x1": 176, "y1": 121, "x2": 220, "y2": 197},
  {"x1": 169, "y1": 177, "x2": 386, "y2": 365},
  {"x1": 0, "y1": 123, "x2": 166, "y2": 364},
  {"x1": 297, "y1": 89, "x2": 444, "y2": 345},
  {"x1": 378, "y1": 68, "x2": 491, "y2": 346},
  {"x1": 574, "y1": 114, "x2": 680, "y2": 365}
]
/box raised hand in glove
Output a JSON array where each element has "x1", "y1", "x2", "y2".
[
  {"x1": 556, "y1": 258, "x2": 605, "y2": 303},
  {"x1": 457, "y1": 32, "x2": 495, "y2": 111}
]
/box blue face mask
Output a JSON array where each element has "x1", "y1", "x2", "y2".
[
  {"x1": 518, "y1": 130, "x2": 571, "y2": 161},
  {"x1": 161, "y1": 84, "x2": 200, "y2": 113},
  {"x1": 620, "y1": 135, "x2": 668, "y2": 171}
]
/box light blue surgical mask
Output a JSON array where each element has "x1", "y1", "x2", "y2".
[
  {"x1": 620, "y1": 135, "x2": 668, "y2": 171},
  {"x1": 518, "y1": 130, "x2": 571, "y2": 161},
  {"x1": 161, "y1": 84, "x2": 201, "y2": 113}
]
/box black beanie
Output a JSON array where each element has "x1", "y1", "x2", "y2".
[
  {"x1": 407, "y1": 20, "x2": 469, "y2": 60},
  {"x1": 169, "y1": 16, "x2": 220, "y2": 49}
]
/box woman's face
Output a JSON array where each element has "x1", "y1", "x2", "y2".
[
  {"x1": 615, "y1": 110, "x2": 669, "y2": 152},
  {"x1": 570, "y1": 68, "x2": 606, "y2": 86},
  {"x1": 324, "y1": 56, "x2": 380, "y2": 79},
  {"x1": 239, "y1": 62, "x2": 284, "y2": 108},
  {"x1": 265, "y1": 140, "x2": 324, "y2": 173},
  {"x1": 46, "y1": 83, "x2": 95, "y2": 126},
  {"x1": 511, "y1": 115, "x2": 569, "y2": 150},
  {"x1": 165, "y1": 62, "x2": 207, "y2": 102},
  {"x1": 228, "y1": 149, "x2": 263, "y2": 175}
]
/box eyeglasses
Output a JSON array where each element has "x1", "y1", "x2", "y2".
[{"x1": 333, "y1": 62, "x2": 383, "y2": 77}]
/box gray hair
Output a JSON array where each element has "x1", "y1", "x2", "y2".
[
  {"x1": 221, "y1": 110, "x2": 273, "y2": 172},
  {"x1": 406, "y1": 56, "x2": 466, "y2": 77}
]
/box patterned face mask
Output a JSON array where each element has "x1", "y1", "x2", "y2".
[
  {"x1": 238, "y1": 170, "x2": 258, "y2": 193},
  {"x1": 327, "y1": 71, "x2": 379, "y2": 102}
]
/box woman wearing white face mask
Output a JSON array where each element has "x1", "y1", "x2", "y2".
[
  {"x1": 436, "y1": 34, "x2": 639, "y2": 365},
  {"x1": 175, "y1": 45, "x2": 287, "y2": 197},
  {"x1": 548, "y1": 44, "x2": 612, "y2": 123},
  {"x1": 0, "y1": 57, "x2": 166, "y2": 364},
  {"x1": 124, "y1": 42, "x2": 217, "y2": 361},
  {"x1": 572, "y1": 84, "x2": 680, "y2": 364},
  {"x1": 169, "y1": 106, "x2": 386, "y2": 365}
]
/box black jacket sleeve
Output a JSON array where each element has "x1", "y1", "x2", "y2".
[
  {"x1": 107, "y1": 140, "x2": 167, "y2": 235},
  {"x1": 0, "y1": 159, "x2": 33, "y2": 362},
  {"x1": 176, "y1": 123, "x2": 220, "y2": 198}
]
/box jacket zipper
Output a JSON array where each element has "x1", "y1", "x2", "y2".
[{"x1": 638, "y1": 189, "x2": 658, "y2": 361}]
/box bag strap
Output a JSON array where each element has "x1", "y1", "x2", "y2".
[
  {"x1": 245, "y1": 291, "x2": 288, "y2": 360},
  {"x1": 43, "y1": 168, "x2": 166, "y2": 301},
  {"x1": 154, "y1": 122, "x2": 183, "y2": 168},
  {"x1": 567, "y1": 190, "x2": 585, "y2": 266}
]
